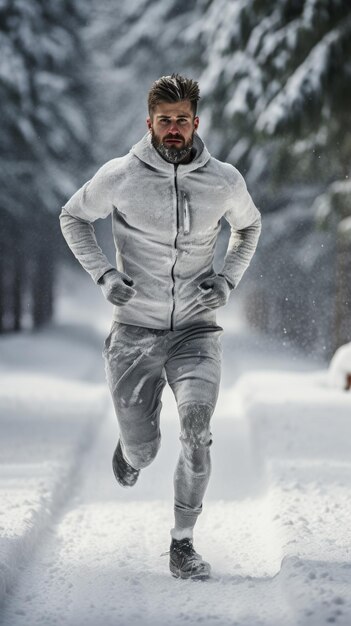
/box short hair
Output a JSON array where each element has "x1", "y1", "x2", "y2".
[{"x1": 148, "y1": 73, "x2": 200, "y2": 118}]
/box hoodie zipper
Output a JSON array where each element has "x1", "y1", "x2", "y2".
[{"x1": 170, "y1": 168, "x2": 179, "y2": 330}]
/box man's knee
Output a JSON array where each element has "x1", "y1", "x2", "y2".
[
  {"x1": 178, "y1": 402, "x2": 213, "y2": 472},
  {"x1": 124, "y1": 436, "x2": 161, "y2": 469},
  {"x1": 179, "y1": 402, "x2": 213, "y2": 445}
]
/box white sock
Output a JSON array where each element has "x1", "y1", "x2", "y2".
[{"x1": 171, "y1": 527, "x2": 194, "y2": 541}]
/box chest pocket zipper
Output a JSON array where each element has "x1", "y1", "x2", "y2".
[{"x1": 182, "y1": 192, "x2": 190, "y2": 234}]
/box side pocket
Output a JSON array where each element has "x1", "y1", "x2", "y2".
[
  {"x1": 102, "y1": 320, "x2": 120, "y2": 356},
  {"x1": 182, "y1": 192, "x2": 190, "y2": 234}
]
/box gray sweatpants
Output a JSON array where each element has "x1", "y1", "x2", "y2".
[{"x1": 102, "y1": 321, "x2": 223, "y2": 531}]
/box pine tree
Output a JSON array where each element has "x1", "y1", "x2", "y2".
[
  {"x1": 0, "y1": 0, "x2": 91, "y2": 331},
  {"x1": 194, "y1": 0, "x2": 351, "y2": 356}
]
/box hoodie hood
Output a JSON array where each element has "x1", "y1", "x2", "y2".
[{"x1": 130, "y1": 131, "x2": 211, "y2": 173}]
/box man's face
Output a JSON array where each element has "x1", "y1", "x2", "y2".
[{"x1": 147, "y1": 100, "x2": 199, "y2": 163}]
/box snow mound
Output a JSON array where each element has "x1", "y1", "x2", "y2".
[{"x1": 328, "y1": 342, "x2": 351, "y2": 390}]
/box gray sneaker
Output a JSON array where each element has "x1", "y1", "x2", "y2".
[
  {"x1": 112, "y1": 440, "x2": 140, "y2": 487},
  {"x1": 169, "y1": 538, "x2": 211, "y2": 580}
]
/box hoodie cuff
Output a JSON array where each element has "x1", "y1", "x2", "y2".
[{"x1": 218, "y1": 273, "x2": 235, "y2": 290}]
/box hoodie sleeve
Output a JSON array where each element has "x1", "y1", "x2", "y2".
[
  {"x1": 59, "y1": 161, "x2": 117, "y2": 284},
  {"x1": 219, "y1": 167, "x2": 262, "y2": 289}
]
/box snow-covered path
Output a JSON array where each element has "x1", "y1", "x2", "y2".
[
  {"x1": 0, "y1": 370, "x2": 290, "y2": 626},
  {"x1": 1, "y1": 268, "x2": 351, "y2": 625}
]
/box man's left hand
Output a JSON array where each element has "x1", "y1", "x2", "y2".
[{"x1": 196, "y1": 275, "x2": 232, "y2": 310}]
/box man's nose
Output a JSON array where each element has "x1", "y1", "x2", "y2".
[{"x1": 169, "y1": 122, "x2": 180, "y2": 134}]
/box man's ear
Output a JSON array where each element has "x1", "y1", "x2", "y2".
[
  {"x1": 146, "y1": 116, "x2": 152, "y2": 130},
  {"x1": 194, "y1": 116, "x2": 199, "y2": 130}
]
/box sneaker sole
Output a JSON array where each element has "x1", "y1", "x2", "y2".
[
  {"x1": 170, "y1": 563, "x2": 211, "y2": 580},
  {"x1": 112, "y1": 468, "x2": 139, "y2": 488}
]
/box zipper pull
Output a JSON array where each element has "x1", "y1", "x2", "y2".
[{"x1": 183, "y1": 192, "x2": 190, "y2": 234}]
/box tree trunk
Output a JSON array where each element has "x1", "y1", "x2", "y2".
[
  {"x1": 0, "y1": 255, "x2": 3, "y2": 333},
  {"x1": 334, "y1": 228, "x2": 351, "y2": 353},
  {"x1": 32, "y1": 240, "x2": 55, "y2": 328},
  {"x1": 13, "y1": 252, "x2": 22, "y2": 331}
]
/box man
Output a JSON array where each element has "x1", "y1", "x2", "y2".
[{"x1": 59, "y1": 74, "x2": 261, "y2": 580}]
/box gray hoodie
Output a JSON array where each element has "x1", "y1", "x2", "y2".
[{"x1": 59, "y1": 131, "x2": 261, "y2": 330}]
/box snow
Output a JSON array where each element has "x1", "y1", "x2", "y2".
[
  {"x1": 256, "y1": 26, "x2": 342, "y2": 135},
  {"x1": 0, "y1": 267, "x2": 110, "y2": 609},
  {"x1": 0, "y1": 266, "x2": 351, "y2": 625},
  {"x1": 328, "y1": 342, "x2": 351, "y2": 390},
  {"x1": 339, "y1": 217, "x2": 351, "y2": 241}
]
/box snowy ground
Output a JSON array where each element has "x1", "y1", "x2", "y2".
[{"x1": 0, "y1": 266, "x2": 350, "y2": 625}]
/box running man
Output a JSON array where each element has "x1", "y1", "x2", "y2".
[{"x1": 59, "y1": 73, "x2": 261, "y2": 579}]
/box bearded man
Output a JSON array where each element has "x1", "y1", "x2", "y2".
[{"x1": 59, "y1": 73, "x2": 261, "y2": 580}]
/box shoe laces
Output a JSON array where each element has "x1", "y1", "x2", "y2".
[
  {"x1": 174, "y1": 538, "x2": 196, "y2": 555},
  {"x1": 160, "y1": 538, "x2": 193, "y2": 558},
  {"x1": 161, "y1": 538, "x2": 201, "y2": 562}
]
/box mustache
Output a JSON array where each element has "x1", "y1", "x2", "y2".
[{"x1": 163, "y1": 134, "x2": 184, "y2": 141}]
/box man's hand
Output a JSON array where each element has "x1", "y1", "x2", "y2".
[
  {"x1": 196, "y1": 274, "x2": 232, "y2": 310},
  {"x1": 99, "y1": 269, "x2": 136, "y2": 306}
]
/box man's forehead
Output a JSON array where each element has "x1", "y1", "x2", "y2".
[{"x1": 154, "y1": 101, "x2": 193, "y2": 117}]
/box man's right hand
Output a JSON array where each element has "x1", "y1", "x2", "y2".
[{"x1": 99, "y1": 269, "x2": 136, "y2": 306}]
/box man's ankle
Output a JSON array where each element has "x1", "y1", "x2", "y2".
[{"x1": 170, "y1": 527, "x2": 194, "y2": 541}]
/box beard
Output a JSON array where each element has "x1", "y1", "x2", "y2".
[{"x1": 151, "y1": 130, "x2": 194, "y2": 164}]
